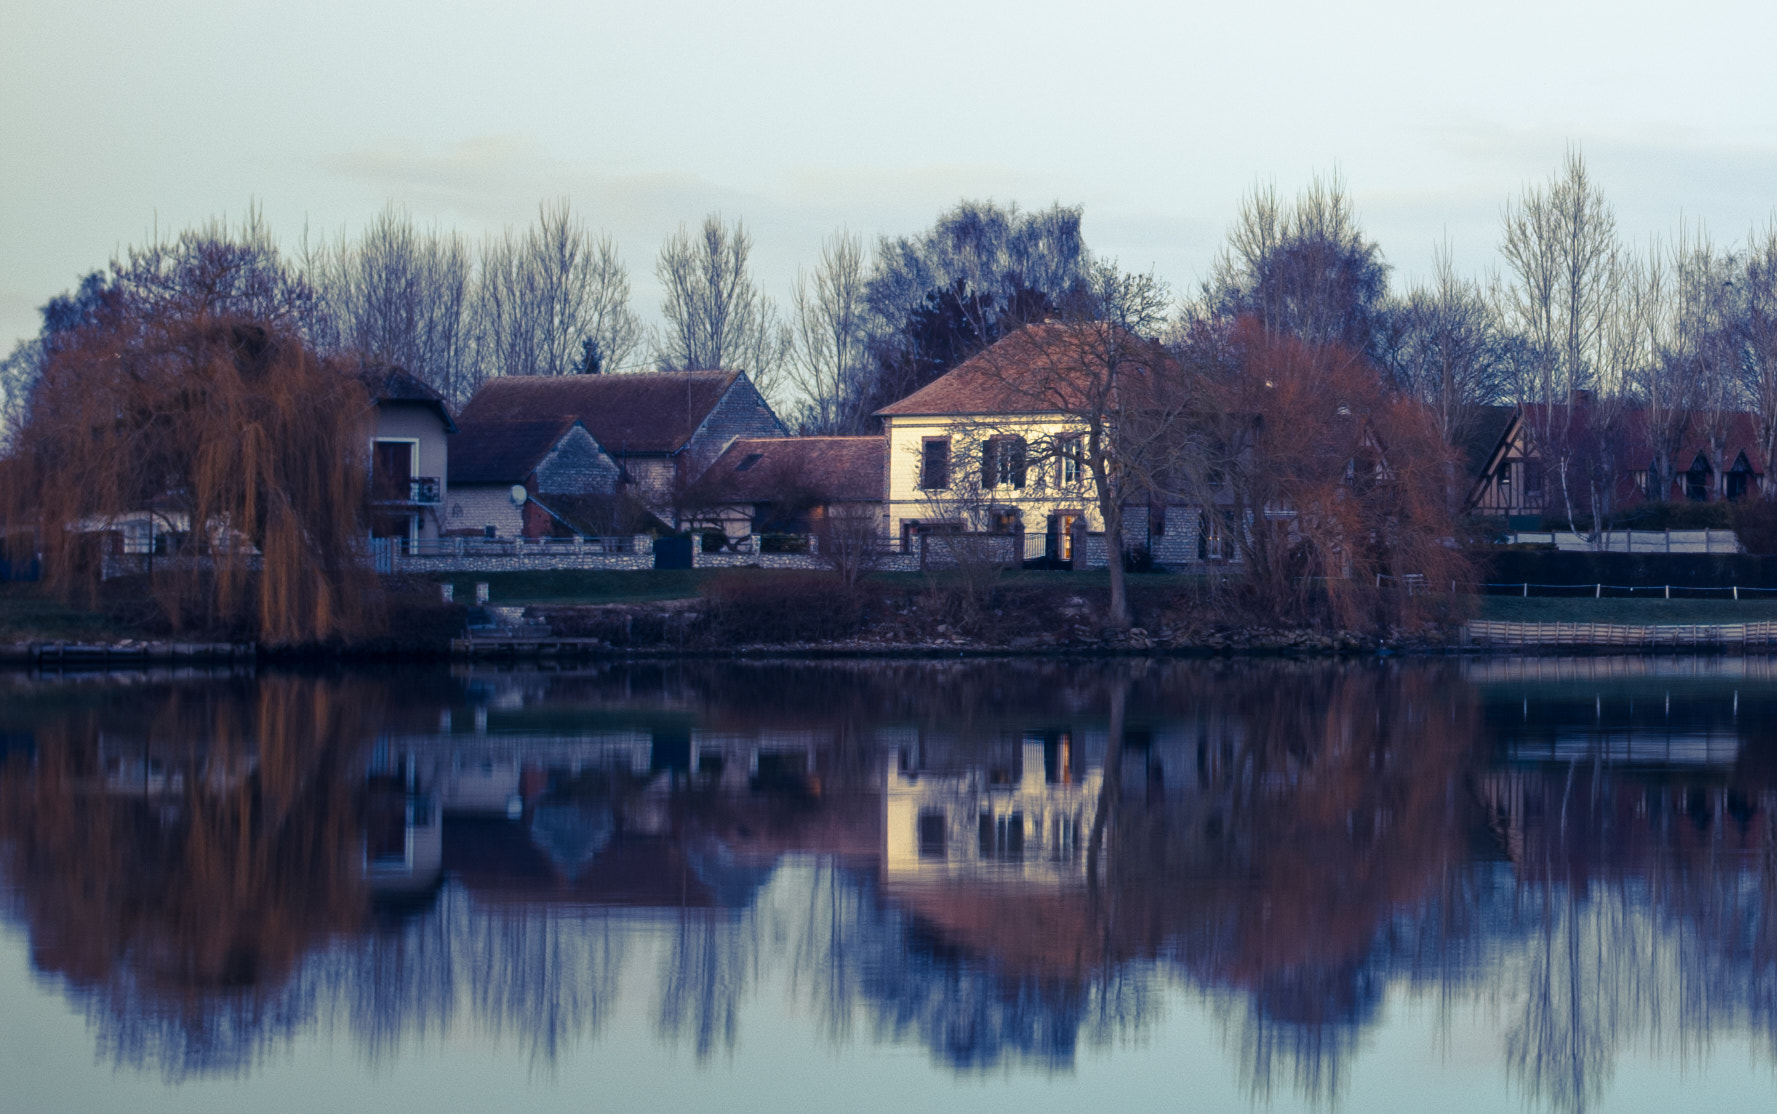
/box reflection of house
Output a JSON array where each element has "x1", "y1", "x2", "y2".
[
  {"x1": 689, "y1": 435, "x2": 887, "y2": 543},
  {"x1": 1467, "y1": 404, "x2": 1768, "y2": 518},
  {"x1": 886, "y1": 735, "x2": 1101, "y2": 885},
  {"x1": 875, "y1": 326, "x2": 1197, "y2": 567},
  {"x1": 364, "y1": 366, "x2": 456, "y2": 545},
  {"x1": 451, "y1": 371, "x2": 785, "y2": 529}
]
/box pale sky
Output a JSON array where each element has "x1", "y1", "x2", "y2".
[{"x1": 5, "y1": 0, "x2": 1777, "y2": 353}]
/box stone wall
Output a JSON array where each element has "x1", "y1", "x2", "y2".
[
  {"x1": 1147, "y1": 504, "x2": 1202, "y2": 569},
  {"x1": 683, "y1": 372, "x2": 787, "y2": 478},
  {"x1": 391, "y1": 536, "x2": 655, "y2": 573},
  {"x1": 537, "y1": 425, "x2": 623, "y2": 494},
  {"x1": 446, "y1": 485, "x2": 526, "y2": 538}
]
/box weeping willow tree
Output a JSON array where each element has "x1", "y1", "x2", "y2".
[{"x1": 3, "y1": 304, "x2": 377, "y2": 645}]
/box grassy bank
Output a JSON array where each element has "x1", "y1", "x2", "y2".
[{"x1": 0, "y1": 584, "x2": 144, "y2": 643}]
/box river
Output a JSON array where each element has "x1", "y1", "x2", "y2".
[{"x1": 2, "y1": 656, "x2": 1775, "y2": 1113}]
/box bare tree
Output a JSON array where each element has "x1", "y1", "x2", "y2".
[
  {"x1": 1205, "y1": 174, "x2": 1391, "y2": 361},
  {"x1": 305, "y1": 204, "x2": 478, "y2": 403},
  {"x1": 958, "y1": 264, "x2": 1180, "y2": 629},
  {"x1": 1669, "y1": 225, "x2": 1742, "y2": 499},
  {"x1": 1742, "y1": 217, "x2": 1777, "y2": 500},
  {"x1": 653, "y1": 214, "x2": 790, "y2": 400},
  {"x1": 1498, "y1": 148, "x2": 1623, "y2": 527},
  {"x1": 1386, "y1": 242, "x2": 1512, "y2": 512},
  {"x1": 474, "y1": 200, "x2": 643, "y2": 383},
  {"x1": 788, "y1": 228, "x2": 871, "y2": 434}
]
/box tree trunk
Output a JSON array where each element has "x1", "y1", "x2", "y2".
[
  {"x1": 1086, "y1": 678, "x2": 1126, "y2": 895},
  {"x1": 1097, "y1": 474, "x2": 1131, "y2": 629}
]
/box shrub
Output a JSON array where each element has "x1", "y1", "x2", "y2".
[{"x1": 701, "y1": 570, "x2": 864, "y2": 643}]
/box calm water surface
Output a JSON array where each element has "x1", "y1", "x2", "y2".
[{"x1": 3, "y1": 656, "x2": 1777, "y2": 1113}]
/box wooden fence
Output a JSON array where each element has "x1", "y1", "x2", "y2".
[{"x1": 1466, "y1": 619, "x2": 1777, "y2": 648}]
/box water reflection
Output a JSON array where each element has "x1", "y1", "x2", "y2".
[{"x1": 2, "y1": 658, "x2": 1777, "y2": 1109}]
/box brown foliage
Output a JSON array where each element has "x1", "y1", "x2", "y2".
[
  {"x1": 1182, "y1": 318, "x2": 1473, "y2": 631},
  {"x1": 3, "y1": 313, "x2": 377, "y2": 645}
]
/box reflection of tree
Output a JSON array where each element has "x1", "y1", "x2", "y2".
[
  {"x1": 16, "y1": 659, "x2": 1777, "y2": 1107},
  {"x1": 656, "y1": 909, "x2": 755, "y2": 1060},
  {"x1": 1097, "y1": 660, "x2": 1484, "y2": 1103},
  {"x1": 0, "y1": 675, "x2": 379, "y2": 1077}
]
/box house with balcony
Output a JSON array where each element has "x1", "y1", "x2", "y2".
[
  {"x1": 364, "y1": 366, "x2": 455, "y2": 546},
  {"x1": 451, "y1": 370, "x2": 785, "y2": 531}
]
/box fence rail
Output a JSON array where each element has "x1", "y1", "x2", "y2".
[
  {"x1": 1467, "y1": 619, "x2": 1777, "y2": 648},
  {"x1": 1505, "y1": 528, "x2": 1741, "y2": 553},
  {"x1": 1480, "y1": 581, "x2": 1777, "y2": 599}
]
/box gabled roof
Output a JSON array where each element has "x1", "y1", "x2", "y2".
[
  {"x1": 449, "y1": 417, "x2": 582, "y2": 485},
  {"x1": 1457, "y1": 405, "x2": 1516, "y2": 480},
  {"x1": 361, "y1": 364, "x2": 456, "y2": 432},
  {"x1": 875, "y1": 323, "x2": 1169, "y2": 418},
  {"x1": 697, "y1": 436, "x2": 886, "y2": 504},
  {"x1": 457, "y1": 370, "x2": 748, "y2": 454}
]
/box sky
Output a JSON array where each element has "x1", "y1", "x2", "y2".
[{"x1": 5, "y1": 0, "x2": 1777, "y2": 355}]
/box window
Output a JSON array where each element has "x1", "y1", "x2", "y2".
[
  {"x1": 982, "y1": 436, "x2": 1026, "y2": 489},
  {"x1": 1524, "y1": 462, "x2": 1543, "y2": 497},
  {"x1": 1687, "y1": 452, "x2": 1712, "y2": 501},
  {"x1": 734, "y1": 452, "x2": 764, "y2": 472},
  {"x1": 917, "y1": 810, "x2": 947, "y2": 859},
  {"x1": 920, "y1": 438, "x2": 950, "y2": 490},
  {"x1": 1058, "y1": 435, "x2": 1083, "y2": 485}
]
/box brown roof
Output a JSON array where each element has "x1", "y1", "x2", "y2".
[
  {"x1": 875, "y1": 323, "x2": 1170, "y2": 418},
  {"x1": 458, "y1": 371, "x2": 746, "y2": 454},
  {"x1": 696, "y1": 436, "x2": 886, "y2": 504},
  {"x1": 360, "y1": 364, "x2": 456, "y2": 432},
  {"x1": 449, "y1": 417, "x2": 580, "y2": 485}
]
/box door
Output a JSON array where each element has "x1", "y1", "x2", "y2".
[{"x1": 1045, "y1": 513, "x2": 1078, "y2": 569}]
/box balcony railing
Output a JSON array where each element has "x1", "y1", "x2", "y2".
[{"x1": 373, "y1": 477, "x2": 442, "y2": 505}]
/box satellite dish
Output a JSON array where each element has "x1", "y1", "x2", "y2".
[{"x1": 509, "y1": 485, "x2": 528, "y2": 507}]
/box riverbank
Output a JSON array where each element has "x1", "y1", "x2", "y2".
[{"x1": 20, "y1": 571, "x2": 1777, "y2": 664}]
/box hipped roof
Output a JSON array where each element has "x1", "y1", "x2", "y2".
[
  {"x1": 458, "y1": 370, "x2": 744, "y2": 454},
  {"x1": 875, "y1": 323, "x2": 1171, "y2": 418}
]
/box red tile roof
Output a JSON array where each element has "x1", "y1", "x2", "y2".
[
  {"x1": 458, "y1": 371, "x2": 745, "y2": 454},
  {"x1": 449, "y1": 417, "x2": 581, "y2": 485},
  {"x1": 875, "y1": 323, "x2": 1171, "y2": 418},
  {"x1": 696, "y1": 437, "x2": 886, "y2": 504}
]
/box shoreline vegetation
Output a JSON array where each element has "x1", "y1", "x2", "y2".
[{"x1": 14, "y1": 570, "x2": 1777, "y2": 663}]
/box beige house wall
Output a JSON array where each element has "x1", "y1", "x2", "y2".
[{"x1": 882, "y1": 412, "x2": 1104, "y2": 545}]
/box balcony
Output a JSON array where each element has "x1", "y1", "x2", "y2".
[{"x1": 373, "y1": 476, "x2": 442, "y2": 505}]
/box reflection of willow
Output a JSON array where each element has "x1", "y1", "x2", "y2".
[
  {"x1": 0, "y1": 676, "x2": 375, "y2": 1078},
  {"x1": 1492, "y1": 767, "x2": 1777, "y2": 1114},
  {"x1": 316, "y1": 889, "x2": 625, "y2": 1067},
  {"x1": 1099, "y1": 661, "x2": 1483, "y2": 1105}
]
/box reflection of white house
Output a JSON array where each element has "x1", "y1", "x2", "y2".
[{"x1": 885, "y1": 736, "x2": 1101, "y2": 885}]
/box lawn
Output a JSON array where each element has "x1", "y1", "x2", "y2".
[{"x1": 0, "y1": 583, "x2": 142, "y2": 643}]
